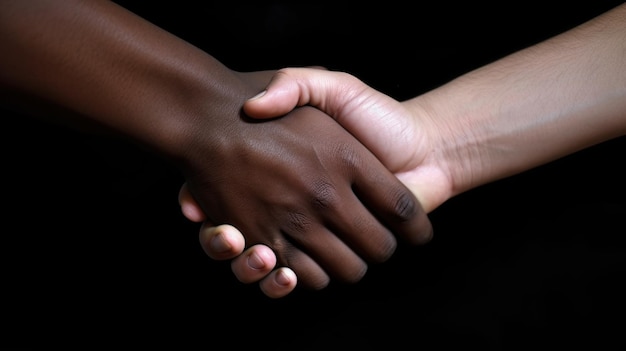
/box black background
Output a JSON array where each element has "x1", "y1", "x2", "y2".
[{"x1": 2, "y1": 1, "x2": 625, "y2": 349}]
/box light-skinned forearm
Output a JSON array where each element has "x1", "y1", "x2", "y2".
[{"x1": 409, "y1": 3, "x2": 626, "y2": 197}]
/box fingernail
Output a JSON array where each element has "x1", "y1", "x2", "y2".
[
  {"x1": 275, "y1": 269, "x2": 291, "y2": 286},
  {"x1": 209, "y1": 232, "x2": 232, "y2": 253},
  {"x1": 247, "y1": 251, "x2": 265, "y2": 270},
  {"x1": 248, "y1": 90, "x2": 266, "y2": 101}
]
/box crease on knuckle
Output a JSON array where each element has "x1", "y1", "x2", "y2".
[
  {"x1": 335, "y1": 143, "x2": 361, "y2": 170},
  {"x1": 310, "y1": 180, "x2": 338, "y2": 211},
  {"x1": 285, "y1": 211, "x2": 312, "y2": 234},
  {"x1": 392, "y1": 189, "x2": 418, "y2": 222}
]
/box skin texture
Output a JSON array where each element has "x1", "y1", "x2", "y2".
[
  {"x1": 0, "y1": 0, "x2": 432, "y2": 294},
  {"x1": 180, "y1": 2, "x2": 626, "y2": 297}
]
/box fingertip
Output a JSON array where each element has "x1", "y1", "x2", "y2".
[
  {"x1": 406, "y1": 212, "x2": 435, "y2": 246},
  {"x1": 199, "y1": 224, "x2": 245, "y2": 260},
  {"x1": 244, "y1": 89, "x2": 282, "y2": 119},
  {"x1": 178, "y1": 183, "x2": 206, "y2": 222},
  {"x1": 245, "y1": 245, "x2": 277, "y2": 271},
  {"x1": 274, "y1": 267, "x2": 297, "y2": 286},
  {"x1": 247, "y1": 90, "x2": 266, "y2": 101},
  {"x1": 417, "y1": 222, "x2": 435, "y2": 245},
  {"x1": 231, "y1": 244, "x2": 277, "y2": 284},
  {"x1": 260, "y1": 267, "x2": 298, "y2": 299},
  {"x1": 180, "y1": 201, "x2": 205, "y2": 222},
  {"x1": 243, "y1": 71, "x2": 303, "y2": 119},
  {"x1": 243, "y1": 90, "x2": 269, "y2": 117}
]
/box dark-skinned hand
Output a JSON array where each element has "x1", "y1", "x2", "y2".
[{"x1": 179, "y1": 71, "x2": 433, "y2": 289}]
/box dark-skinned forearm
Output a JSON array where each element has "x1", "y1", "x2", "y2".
[{"x1": 0, "y1": 0, "x2": 242, "y2": 161}]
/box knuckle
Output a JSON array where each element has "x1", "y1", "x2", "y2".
[
  {"x1": 310, "y1": 180, "x2": 339, "y2": 210},
  {"x1": 285, "y1": 211, "x2": 312, "y2": 233},
  {"x1": 335, "y1": 143, "x2": 362, "y2": 169},
  {"x1": 391, "y1": 189, "x2": 418, "y2": 222}
]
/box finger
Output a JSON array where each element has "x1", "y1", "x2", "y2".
[
  {"x1": 352, "y1": 158, "x2": 434, "y2": 246},
  {"x1": 322, "y1": 189, "x2": 399, "y2": 264},
  {"x1": 259, "y1": 267, "x2": 297, "y2": 299},
  {"x1": 230, "y1": 244, "x2": 276, "y2": 284},
  {"x1": 200, "y1": 224, "x2": 300, "y2": 297},
  {"x1": 250, "y1": 231, "x2": 332, "y2": 291},
  {"x1": 230, "y1": 245, "x2": 298, "y2": 298},
  {"x1": 198, "y1": 223, "x2": 246, "y2": 260},
  {"x1": 279, "y1": 221, "x2": 368, "y2": 285},
  {"x1": 178, "y1": 182, "x2": 206, "y2": 222}
]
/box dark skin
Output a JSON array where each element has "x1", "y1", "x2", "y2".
[{"x1": 0, "y1": 0, "x2": 432, "y2": 291}]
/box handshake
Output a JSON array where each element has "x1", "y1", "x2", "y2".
[{"x1": 2, "y1": 1, "x2": 625, "y2": 301}]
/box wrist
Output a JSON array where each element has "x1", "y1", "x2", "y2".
[
  {"x1": 407, "y1": 84, "x2": 490, "y2": 202},
  {"x1": 131, "y1": 61, "x2": 237, "y2": 149}
]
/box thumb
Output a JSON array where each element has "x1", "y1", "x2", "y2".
[{"x1": 243, "y1": 67, "x2": 333, "y2": 119}]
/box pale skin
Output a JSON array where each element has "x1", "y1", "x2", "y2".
[{"x1": 179, "y1": 3, "x2": 626, "y2": 298}]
